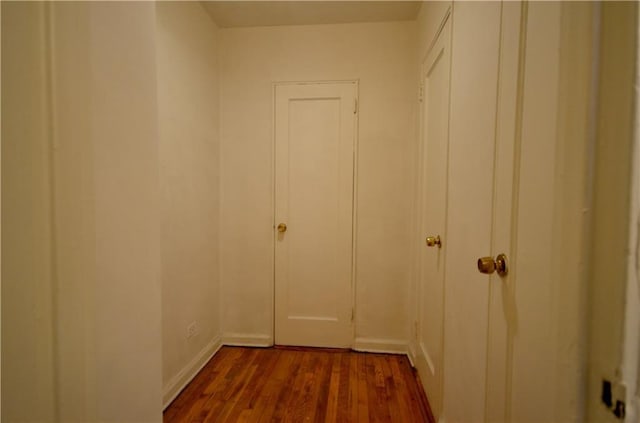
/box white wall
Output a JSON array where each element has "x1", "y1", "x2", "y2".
[
  {"x1": 155, "y1": 1, "x2": 222, "y2": 407},
  {"x1": 50, "y1": 3, "x2": 162, "y2": 421},
  {"x1": 1, "y1": 3, "x2": 3, "y2": 416},
  {"x1": 1, "y1": 3, "x2": 56, "y2": 421},
  {"x1": 587, "y1": 2, "x2": 638, "y2": 422},
  {"x1": 625, "y1": 6, "x2": 640, "y2": 417},
  {"x1": 4, "y1": 2, "x2": 224, "y2": 420},
  {"x1": 219, "y1": 21, "x2": 417, "y2": 349}
]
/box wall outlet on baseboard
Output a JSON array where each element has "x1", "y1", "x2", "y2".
[{"x1": 187, "y1": 321, "x2": 199, "y2": 339}]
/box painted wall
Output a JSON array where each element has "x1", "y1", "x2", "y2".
[
  {"x1": 1, "y1": 3, "x2": 3, "y2": 417},
  {"x1": 155, "y1": 2, "x2": 222, "y2": 407},
  {"x1": 624, "y1": 5, "x2": 640, "y2": 418},
  {"x1": 49, "y1": 3, "x2": 162, "y2": 421},
  {"x1": 219, "y1": 21, "x2": 417, "y2": 349},
  {"x1": 587, "y1": 2, "x2": 638, "y2": 422},
  {"x1": 1, "y1": 3, "x2": 56, "y2": 421},
  {"x1": 543, "y1": 3, "x2": 595, "y2": 421}
]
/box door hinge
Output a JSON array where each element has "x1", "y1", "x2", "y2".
[
  {"x1": 419, "y1": 84, "x2": 424, "y2": 102},
  {"x1": 602, "y1": 379, "x2": 626, "y2": 419},
  {"x1": 353, "y1": 99, "x2": 358, "y2": 114},
  {"x1": 351, "y1": 308, "x2": 354, "y2": 322}
]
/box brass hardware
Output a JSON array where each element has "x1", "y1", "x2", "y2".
[
  {"x1": 477, "y1": 257, "x2": 496, "y2": 274},
  {"x1": 426, "y1": 235, "x2": 442, "y2": 248},
  {"x1": 495, "y1": 253, "x2": 508, "y2": 277},
  {"x1": 277, "y1": 223, "x2": 287, "y2": 233},
  {"x1": 477, "y1": 254, "x2": 509, "y2": 277}
]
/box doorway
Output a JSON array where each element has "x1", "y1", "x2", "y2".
[{"x1": 273, "y1": 81, "x2": 358, "y2": 348}]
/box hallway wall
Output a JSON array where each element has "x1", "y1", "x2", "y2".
[
  {"x1": 1, "y1": 3, "x2": 56, "y2": 420},
  {"x1": 48, "y1": 3, "x2": 163, "y2": 421},
  {"x1": 155, "y1": 2, "x2": 222, "y2": 406},
  {"x1": 219, "y1": 21, "x2": 418, "y2": 350}
]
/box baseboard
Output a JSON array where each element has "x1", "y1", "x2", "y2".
[
  {"x1": 407, "y1": 342, "x2": 418, "y2": 367},
  {"x1": 352, "y1": 337, "x2": 407, "y2": 354},
  {"x1": 419, "y1": 342, "x2": 435, "y2": 375},
  {"x1": 162, "y1": 335, "x2": 222, "y2": 409},
  {"x1": 222, "y1": 332, "x2": 273, "y2": 347}
]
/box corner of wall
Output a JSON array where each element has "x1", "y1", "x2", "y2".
[{"x1": 163, "y1": 335, "x2": 223, "y2": 409}]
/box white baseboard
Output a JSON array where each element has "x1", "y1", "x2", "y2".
[
  {"x1": 407, "y1": 342, "x2": 418, "y2": 367},
  {"x1": 419, "y1": 342, "x2": 435, "y2": 375},
  {"x1": 352, "y1": 337, "x2": 407, "y2": 354},
  {"x1": 162, "y1": 335, "x2": 222, "y2": 409},
  {"x1": 222, "y1": 332, "x2": 273, "y2": 347}
]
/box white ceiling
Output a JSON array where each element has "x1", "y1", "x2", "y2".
[{"x1": 201, "y1": 1, "x2": 423, "y2": 28}]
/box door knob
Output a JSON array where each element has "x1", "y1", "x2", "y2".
[
  {"x1": 477, "y1": 254, "x2": 508, "y2": 277},
  {"x1": 277, "y1": 223, "x2": 287, "y2": 233},
  {"x1": 477, "y1": 257, "x2": 496, "y2": 274},
  {"x1": 426, "y1": 235, "x2": 442, "y2": 248}
]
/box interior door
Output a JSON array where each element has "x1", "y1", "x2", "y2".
[
  {"x1": 442, "y1": 2, "x2": 521, "y2": 422},
  {"x1": 416, "y1": 14, "x2": 451, "y2": 419},
  {"x1": 273, "y1": 82, "x2": 356, "y2": 348}
]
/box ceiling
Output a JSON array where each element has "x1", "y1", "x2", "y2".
[{"x1": 201, "y1": 1, "x2": 423, "y2": 28}]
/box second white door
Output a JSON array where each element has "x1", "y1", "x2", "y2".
[
  {"x1": 417, "y1": 13, "x2": 452, "y2": 419},
  {"x1": 274, "y1": 82, "x2": 357, "y2": 348}
]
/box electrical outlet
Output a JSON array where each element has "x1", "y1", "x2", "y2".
[{"x1": 187, "y1": 321, "x2": 198, "y2": 339}]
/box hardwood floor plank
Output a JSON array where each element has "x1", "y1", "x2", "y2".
[
  {"x1": 271, "y1": 350, "x2": 305, "y2": 422},
  {"x1": 356, "y1": 353, "x2": 370, "y2": 421},
  {"x1": 380, "y1": 356, "x2": 402, "y2": 423},
  {"x1": 325, "y1": 352, "x2": 341, "y2": 422},
  {"x1": 253, "y1": 350, "x2": 294, "y2": 422},
  {"x1": 164, "y1": 346, "x2": 434, "y2": 423},
  {"x1": 387, "y1": 356, "x2": 413, "y2": 423},
  {"x1": 366, "y1": 355, "x2": 392, "y2": 422},
  {"x1": 347, "y1": 353, "x2": 359, "y2": 423}
]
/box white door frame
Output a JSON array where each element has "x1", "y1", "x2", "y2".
[{"x1": 270, "y1": 80, "x2": 360, "y2": 346}]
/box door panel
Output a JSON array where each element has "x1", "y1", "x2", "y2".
[
  {"x1": 443, "y1": 2, "x2": 502, "y2": 422},
  {"x1": 274, "y1": 82, "x2": 356, "y2": 348},
  {"x1": 417, "y1": 15, "x2": 451, "y2": 419},
  {"x1": 485, "y1": 3, "x2": 524, "y2": 422}
]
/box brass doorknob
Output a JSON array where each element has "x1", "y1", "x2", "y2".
[
  {"x1": 277, "y1": 223, "x2": 287, "y2": 233},
  {"x1": 477, "y1": 257, "x2": 496, "y2": 274},
  {"x1": 426, "y1": 235, "x2": 442, "y2": 248},
  {"x1": 477, "y1": 254, "x2": 508, "y2": 277}
]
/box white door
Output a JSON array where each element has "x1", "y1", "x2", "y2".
[
  {"x1": 274, "y1": 82, "x2": 357, "y2": 348},
  {"x1": 416, "y1": 14, "x2": 452, "y2": 419},
  {"x1": 442, "y1": 2, "x2": 522, "y2": 422}
]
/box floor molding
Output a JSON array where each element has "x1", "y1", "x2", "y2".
[
  {"x1": 162, "y1": 335, "x2": 222, "y2": 409},
  {"x1": 407, "y1": 342, "x2": 418, "y2": 367},
  {"x1": 352, "y1": 337, "x2": 407, "y2": 354},
  {"x1": 222, "y1": 332, "x2": 273, "y2": 347}
]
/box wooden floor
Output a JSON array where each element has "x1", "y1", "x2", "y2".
[{"x1": 164, "y1": 346, "x2": 434, "y2": 422}]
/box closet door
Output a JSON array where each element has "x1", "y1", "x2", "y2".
[
  {"x1": 442, "y1": 2, "x2": 523, "y2": 422},
  {"x1": 416, "y1": 14, "x2": 452, "y2": 419},
  {"x1": 273, "y1": 82, "x2": 357, "y2": 348}
]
